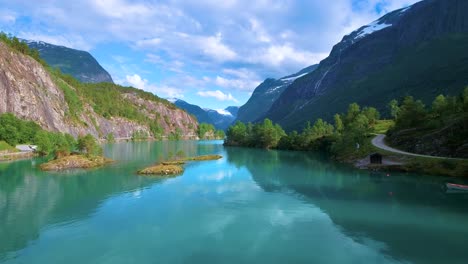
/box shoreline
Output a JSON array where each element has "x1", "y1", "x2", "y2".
[{"x1": 0, "y1": 151, "x2": 36, "y2": 161}]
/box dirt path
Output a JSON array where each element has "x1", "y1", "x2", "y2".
[{"x1": 371, "y1": 134, "x2": 465, "y2": 160}]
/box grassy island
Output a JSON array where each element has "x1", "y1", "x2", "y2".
[
  {"x1": 40, "y1": 154, "x2": 113, "y2": 171},
  {"x1": 137, "y1": 164, "x2": 184, "y2": 176},
  {"x1": 39, "y1": 134, "x2": 113, "y2": 171},
  {"x1": 138, "y1": 154, "x2": 223, "y2": 176}
]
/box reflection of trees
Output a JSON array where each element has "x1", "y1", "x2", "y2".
[
  {"x1": 0, "y1": 141, "x2": 222, "y2": 260},
  {"x1": 225, "y1": 147, "x2": 468, "y2": 264}
]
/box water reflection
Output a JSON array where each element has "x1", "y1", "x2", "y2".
[
  {"x1": 0, "y1": 142, "x2": 467, "y2": 264},
  {"x1": 225, "y1": 147, "x2": 468, "y2": 264},
  {"x1": 0, "y1": 141, "x2": 224, "y2": 261}
]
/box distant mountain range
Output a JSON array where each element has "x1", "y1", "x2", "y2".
[
  {"x1": 169, "y1": 98, "x2": 239, "y2": 130},
  {"x1": 236, "y1": 65, "x2": 317, "y2": 123},
  {"x1": 246, "y1": 0, "x2": 468, "y2": 131},
  {"x1": 25, "y1": 40, "x2": 114, "y2": 84}
]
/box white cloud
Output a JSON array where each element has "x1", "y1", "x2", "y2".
[
  {"x1": 197, "y1": 90, "x2": 239, "y2": 102},
  {"x1": 0, "y1": 9, "x2": 16, "y2": 24},
  {"x1": 135, "y1": 38, "x2": 162, "y2": 48},
  {"x1": 90, "y1": 0, "x2": 155, "y2": 19},
  {"x1": 125, "y1": 74, "x2": 184, "y2": 98},
  {"x1": 214, "y1": 76, "x2": 260, "y2": 92},
  {"x1": 193, "y1": 33, "x2": 237, "y2": 61},
  {"x1": 126, "y1": 74, "x2": 147, "y2": 89},
  {"x1": 145, "y1": 53, "x2": 185, "y2": 73},
  {"x1": 250, "y1": 43, "x2": 329, "y2": 68}
]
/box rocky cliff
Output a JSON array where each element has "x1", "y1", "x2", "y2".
[
  {"x1": 264, "y1": 0, "x2": 468, "y2": 130},
  {"x1": 0, "y1": 42, "x2": 198, "y2": 139}
]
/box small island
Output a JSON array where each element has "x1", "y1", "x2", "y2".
[
  {"x1": 40, "y1": 154, "x2": 113, "y2": 171},
  {"x1": 137, "y1": 154, "x2": 222, "y2": 176},
  {"x1": 40, "y1": 134, "x2": 113, "y2": 171},
  {"x1": 137, "y1": 164, "x2": 184, "y2": 175}
]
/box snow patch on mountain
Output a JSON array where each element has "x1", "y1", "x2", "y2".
[
  {"x1": 280, "y1": 72, "x2": 308, "y2": 82},
  {"x1": 354, "y1": 20, "x2": 392, "y2": 40},
  {"x1": 399, "y1": 6, "x2": 412, "y2": 14},
  {"x1": 215, "y1": 109, "x2": 233, "y2": 116},
  {"x1": 167, "y1": 98, "x2": 178, "y2": 103}
]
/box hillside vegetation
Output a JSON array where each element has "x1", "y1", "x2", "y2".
[
  {"x1": 387, "y1": 88, "x2": 468, "y2": 158},
  {"x1": 225, "y1": 89, "x2": 468, "y2": 176},
  {"x1": 0, "y1": 33, "x2": 197, "y2": 139}
]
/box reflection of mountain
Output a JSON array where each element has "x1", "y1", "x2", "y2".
[
  {"x1": 0, "y1": 161, "x2": 159, "y2": 260},
  {"x1": 0, "y1": 141, "x2": 223, "y2": 260},
  {"x1": 225, "y1": 147, "x2": 468, "y2": 264}
]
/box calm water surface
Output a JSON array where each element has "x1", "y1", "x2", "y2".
[{"x1": 1, "y1": 140, "x2": 467, "y2": 264}]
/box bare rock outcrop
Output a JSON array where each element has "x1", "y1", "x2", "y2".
[{"x1": 0, "y1": 42, "x2": 198, "y2": 139}]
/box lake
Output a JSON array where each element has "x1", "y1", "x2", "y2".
[{"x1": 1, "y1": 140, "x2": 467, "y2": 264}]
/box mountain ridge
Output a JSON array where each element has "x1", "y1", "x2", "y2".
[
  {"x1": 171, "y1": 98, "x2": 238, "y2": 130},
  {"x1": 26, "y1": 40, "x2": 114, "y2": 84},
  {"x1": 262, "y1": 0, "x2": 468, "y2": 131},
  {"x1": 236, "y1": 64, "x2": 318, "y2": 123}
]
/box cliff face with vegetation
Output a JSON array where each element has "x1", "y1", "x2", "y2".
[{"x1": 0, "y1": 41, "x2": 198, "y2": 139}]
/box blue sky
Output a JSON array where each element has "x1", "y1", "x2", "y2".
[{"x1": 0, "y1": 0, "x2": 419, "y2": 110}]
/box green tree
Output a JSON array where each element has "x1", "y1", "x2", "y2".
[
  {"x1": 215, "y1": 130, "x2": 226, "y2": 139},
  {"x1": 362, "y1": 107, "x2": 380, "y2": 126},
  {"x1": 431, "y1": 94, "x2": 448, "y2": 116},
  {"x1": 396, "y1": 96, "x2": 427, "y2": 129},
  {"x1": 345, "y1": 103, "x2": 360, "y2": 123},
  {"x1": 225, "y1": 121, "x2": 248, "y2": 146},
  {"x1": 388, "y1": 99, "x2": 400, "y2": 119},
  {"x1": 77, "y1": 134, "x2": 102, "y2": 156},
  {"x1": 106, "y1": 132, "x2": 115, "y2": 143},
  {"x1": 197, "y1": 123, "x2": 215, "y2": 139},
  {"x1": 34, "y1": 131, "x2": 53, "y2": 155},
  {"x1": 334, "y1": 114, "x2": 344, "y2": 134}
]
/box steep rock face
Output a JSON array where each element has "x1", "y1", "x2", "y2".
[
  {"x1": 265, "y1": 0, "x2": 468, "y2": 130},
  {"x1": 26, "y1": 41, "x2": 114, "y2": 84},
  {"x1": 236, "y1": 64, "x2": 317, "y2": 123},
  {"x1": 0, "y1": 42, "x2": 198, "y2": 139}
]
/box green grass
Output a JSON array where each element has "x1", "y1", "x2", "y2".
[
  {"x1": 54, "y1": 77, "x2": 83, "y2": 121},
  {"x1": 373, "y1": 120, "x2": 394, "y2": 134},
  {"x1": 0, "y1": 141, "x2": 16, "y2": 152}
]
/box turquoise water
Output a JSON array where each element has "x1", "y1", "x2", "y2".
[{"x1": 1, "y1": 140, "x2": 468, "y2": 264}]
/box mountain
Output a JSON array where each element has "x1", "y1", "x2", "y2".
[
  {"x1": 225, "y1": 106, "x2": 239, "y2": 117},
  {"x1": 169, "y1": 98, "x2": 212, "y2": 124},
  {"x1": 263, "y1": 0, "x2": 468, "y2": 131},
  {"x1": 236, "y1": 64, "x2": 317, "y2": 123},
  {"x1": 205, "y1": 108, "x2": 238, "y2": 131},
  {"x1": 171, "y1": 99, "x2": 238, "y2": 130},
  {"x1": 25, "y1": 40, "x2": 114, "y2": 84},
  {"x1": 0, "y1": 41, "x2": 198, "y2": 139}
]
